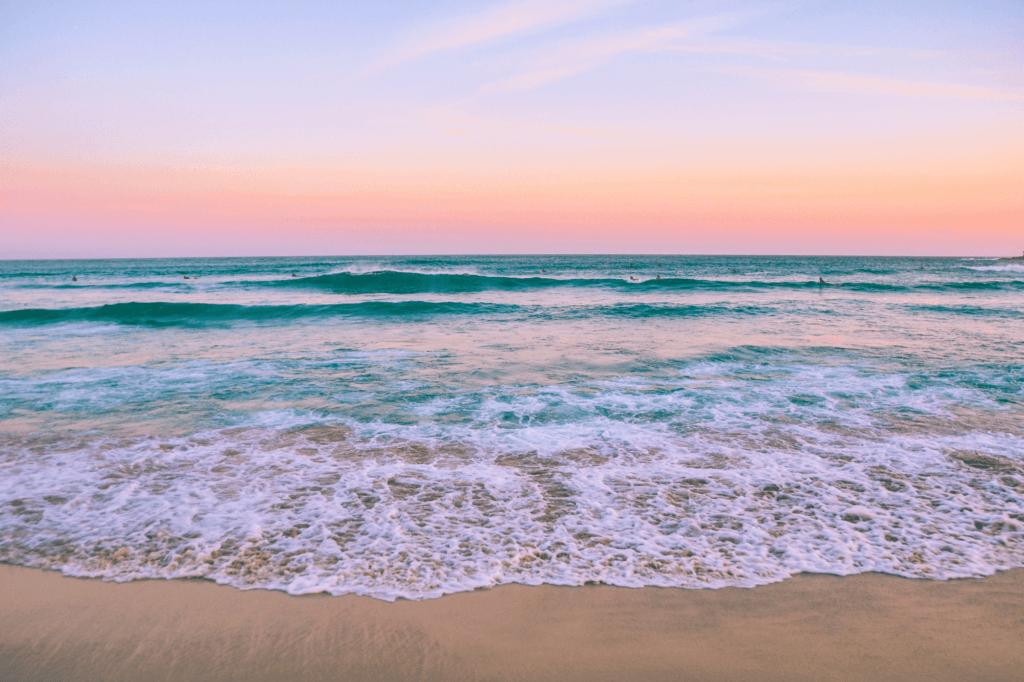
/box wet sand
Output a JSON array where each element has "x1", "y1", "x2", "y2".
[{"x1": 1, "y1": 564, "x2": 1023, "y2": 682}]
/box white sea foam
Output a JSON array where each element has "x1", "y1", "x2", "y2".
[
  {"x1": 966, "y1": 264, "x2": 1024, "y2": 272},
  {"x1": 2, "y1": 366, "x2": 1022, "y2": 601},
  {"x1": 334, "y1": 264, "x2": 485, "y2": 277}
]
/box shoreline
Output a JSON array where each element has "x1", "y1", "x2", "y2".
[{"x1": 2, "y1": 564, "x2": 1023, "y2": 681}]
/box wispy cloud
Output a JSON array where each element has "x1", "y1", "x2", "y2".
[
  {"x1": 658, "y1": 41, "x2": 951, "y2": 63},
  {"x1": 367, "y1": 1, "x2": 1019, "y2": 105},
  {"x1": 477, "y1": 22, "x2": 1018, "y2": 99},
  {"x1": 480, "y1": 14, "x2": 743, "y2": 92},
  {"x1": 718, "y1": 65, "x2": 1024, "y2": 101},
  {"x1": 367, "y1": 0, "x2": 630, "y2": 73},
  {"x1": 658, "y1": 41, "x2": 816, "y2": 62}
]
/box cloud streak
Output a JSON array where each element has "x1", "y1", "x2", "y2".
[
  {"x1": 479, "y1": 14, "x2": 743, "y2": 92},
  {"x1": 367, "y1": 0, "x2": 629, "y2": 72},
  {"x1": 657, "y1": 41, "x2": 949, "y2": 63},
  {"x1": 715, "y1": 65, "x2": 1024, "y2": 101}
]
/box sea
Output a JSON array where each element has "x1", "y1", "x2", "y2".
[{"x1": 1, "y1": 255, "x2": 1022, "y2": 600}]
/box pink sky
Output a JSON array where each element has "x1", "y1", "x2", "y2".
[{"x1": 2, "y1": 1, "x2": 1022, "y2": 257}]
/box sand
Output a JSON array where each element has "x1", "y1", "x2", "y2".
[{"x1": 1, "y1": 564, "x2": 1022, "y2": 682}]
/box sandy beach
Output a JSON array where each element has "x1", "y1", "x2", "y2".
[{"x1": 1, "y1": 564, "x2": 1022, "y2": 682}]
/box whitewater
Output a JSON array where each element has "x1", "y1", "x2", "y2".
[{"x1": 1, "y1": 255, "x2": 1022, "y2": 600}]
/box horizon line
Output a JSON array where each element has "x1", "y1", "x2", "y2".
[{"x1": 1, "y1": 253, "x2": 1017, "y2": 262}]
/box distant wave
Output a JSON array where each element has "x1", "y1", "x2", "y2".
[
  {"x1": 0, "y1": 301, "x2": 512, "y2": 326},
  {"x1": 18, "y1": 281, "x2": 192, "y2": 290},
  {"x1": 0, "y1": 301, "x2": 780, "y2": 327},
  {"x1": 7, "y1": 270, "x2": 1021, "y2": 295},
  {"x1": 263, "y1": 270, "x2": 1024, "y2": 294},
  {"x1": 271, "y1": 270, "x2": 602, "y2": 293},
  {"x1": 7, "y1": 297, "x2": 1014, "y2": 328},
  {"x1": 905, "y1": 304, "x2": 1024, "y2": 318},
  {"x1": 270, "y1": 270, "x2": 821, "y2": 293}
]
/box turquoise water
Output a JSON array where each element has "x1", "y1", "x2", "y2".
[{"x1": 1, "y1": 255, "x2": 1022, "y2": 599}]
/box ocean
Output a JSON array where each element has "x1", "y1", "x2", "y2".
[{"x1": 1, "y1": 255, "x2": 1022, "y2": 600}]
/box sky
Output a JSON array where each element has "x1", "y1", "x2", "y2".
[{"x1": 1, "y1": 0, "x2": 1022, "y2": 257}]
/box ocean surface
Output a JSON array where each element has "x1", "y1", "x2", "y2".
[{"x1": 1, "y1": 255, "x2": 1022, "y2": 600}]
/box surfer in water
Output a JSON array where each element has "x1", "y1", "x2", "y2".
[
  {"x1": 819, "y1": 277, "x2": 828, "y2": 285},
  {"x1": 72, "y1": 276, "x2": 77, "y2": 282}
]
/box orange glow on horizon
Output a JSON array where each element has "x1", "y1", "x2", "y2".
[{"x1": 3, "y1": 153, "x2": 1022, "y2": 257}]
